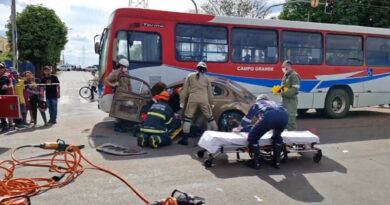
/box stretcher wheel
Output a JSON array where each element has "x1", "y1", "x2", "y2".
[
  {"x1": 281, "y1": 150, "x2": 288, "y2": 163},
  {"x1": 204, "y1": 159, "x2": 213, "y2": 168},
  {"x1": 197, "y1": 150, "x2": 206, "y2": 159},
  {"x1": 313, "y1": 150, "x2": 322, "y2": 163}
]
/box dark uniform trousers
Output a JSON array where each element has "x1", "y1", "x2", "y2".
[
  {"x1": 247, "y1": 109, "x2": 289, "y2": 146},
  {"x1": 138, "y1": 102, "x2": 174, "y2": 148}
]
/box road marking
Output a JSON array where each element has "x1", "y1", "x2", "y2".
[
  {"x1": 216, "y1": 187, "x2": 223, "y2": 192},
  {"x1": 254, "y1": 195, "x2": 263, "y2": 202},
  {"x1": 342, "y1": 150, "x2": 349, "y2": 153}
]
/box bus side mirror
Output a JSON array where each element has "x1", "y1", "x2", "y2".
[{"x1": 95, "y1": 42, "x2": 100, "y2": 54}]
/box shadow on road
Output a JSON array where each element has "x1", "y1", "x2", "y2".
[
  {"x1": 298, "y1": 109, "x2": 390, "y2": 144},
  {"x1": 0, "y1": 147, "x2": 10, "y2": 155},
  {"x1": 2, "y1": 125, "x2": 53, "y2": 136},
  {"x1": 298, "y1": 108, "x2": 390, "y2": 120},
  {"x1": 88, "y1": 108, "x2": 390, "y2": 161},
  {"x1": 88, "y1": 120, "x2": 202, "y2": 161},
  {"x1": 196, "y1": 154, "x2": 346, "y2": 203}
]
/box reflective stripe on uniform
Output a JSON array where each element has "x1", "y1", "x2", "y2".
[
  {"x1": 140, "y1": 128, "x2": 166, "y2": 134},
  {"x1": 242, "y1": 116, "x2": 251, "y2": 123},
  {"x1": 147, "y1": 112, "x2": 166, "y2": 121},
  {"x1": 165, "y1": 117, "x2": 173, "y2": 125},
  {"x1": 292, "y1": 85, "x2": 300, "y2": 89},
  {"x1": 183, "y1": 116, "x2": 192, "y2": 122}
]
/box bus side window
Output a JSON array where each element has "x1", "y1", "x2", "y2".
[
  {"x1": 326, "y1": 34, "x2": 363, "y2": 66},
  {"x1": 176, "y1": 24, "x2": 228, "y2": 63},
  {"x1": 282, "y1": 31, "x2": 322, "y2": 65},
  {"x1": 232, "y1": 28, "x2": 278, "y2": 64},
  {"x1": 367, "y1": 37, "x2": 390, "y2": 66}
]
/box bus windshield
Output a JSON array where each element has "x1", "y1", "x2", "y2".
[{"x1": 116, "y1": 31, "x2": 161, "y2": 68}]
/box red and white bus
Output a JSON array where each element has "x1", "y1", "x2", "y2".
[{"x1": 95, "y1": 8, "x2": 390, "y2": 118}]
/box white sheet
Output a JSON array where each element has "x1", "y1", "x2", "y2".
[{"x1": 198, "y1": 130, "x2": 320, "y2": 154}]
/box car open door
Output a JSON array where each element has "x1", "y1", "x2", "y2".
[{"x1": 109, "y1": 75, "x2": 151, "y2": 123}]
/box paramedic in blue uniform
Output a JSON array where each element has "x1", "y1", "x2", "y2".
[
  {"x1": 235, "y1": 94, "x2": 288, "y2": 169},
  {"x1": 137, "y1": 91, "x2": 174, "y2": 148}
]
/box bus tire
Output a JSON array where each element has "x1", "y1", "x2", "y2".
[{"x1": 324, "y1": 89, "x2": 350, "y2": 118}]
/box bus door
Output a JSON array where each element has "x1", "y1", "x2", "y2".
[{"x1": 109, "y1": 75, "x2": 152, "y2": 122}]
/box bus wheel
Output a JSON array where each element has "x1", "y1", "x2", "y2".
[
  {"x1": 324, "y1": 89, "x2": 350, "y2": 118},
  {"x1": 219, "y1": 111, "x2": 244, "y2": 132}
]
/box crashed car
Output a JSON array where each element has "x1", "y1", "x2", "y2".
[{"x1": 109, "y1": 75, "x2": 255, "y2": 131}]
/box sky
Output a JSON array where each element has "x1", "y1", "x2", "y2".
[{"x1": 0, "y1": 0, "x2": 284, "y2": 67}]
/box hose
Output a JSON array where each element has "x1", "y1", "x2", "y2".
[{"x1": 0, "y1": 145, "x2": 151, "y2": 204}]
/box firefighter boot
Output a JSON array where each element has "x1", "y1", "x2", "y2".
[
  {"x1": 273, "y1": 143, "x2": 283, "y2": 169},
  {"x1": 149, "y1": 135, "x2": 162, "y2": 149},
  {"x1": 246, "y1": 144, "x2": 261, "y2": 170},
  {"x1": 137, "y1": 133, "x2": 149, "y2": 147},
  {"x1": 178, "y1": 133, "x2": 189, "y2": 146}
]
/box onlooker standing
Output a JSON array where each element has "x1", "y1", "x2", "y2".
[
  {"x1": 90, "y1": 69, "x2": 98, "y2": 100},
  {"x1": 23, "y1": 72, "x2": 32, "y2": 125},
  {"x1": 13, "y1": 71, "x2": 28, "y2": 128},
  {"x1": 0, "y1": 63, "x2": 10, "y2": 131},
  {"x1": 25, "y1": 71, "x2": 48, "y2": 126},
  {"x1": 280, "y1": 60, "x2": 301, "y2": 131},
  {"x1": 41, "y1": 66, "x2": 60, "y2": 124}
]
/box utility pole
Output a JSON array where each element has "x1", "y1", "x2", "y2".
[
  {"x1": 129, "y1": 0, "x2": 148, "y2": 8},
  {"x1": 190, "y1": 0, "x2": 198, "y2": 14},
  {"x1": 11, "y1": 0, "x2": 18, "y2": 71}
]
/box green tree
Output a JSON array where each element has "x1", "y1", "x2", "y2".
[
  {"x1": 279, "y1": 0, "x2": 390, "y2": 28},
  {"x1": 7, "y1": 5, "x2": 68, "y2": 75},
  {"x1": 0, "y1": 51, "x2": 11, "y2": 62},
  {"x1": 201, "y1": 0, "x2": 269, "y2": 18}
]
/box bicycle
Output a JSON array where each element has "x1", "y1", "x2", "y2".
[{"x1": 79, "y1": 80, "x2": 97, "y2": 100}]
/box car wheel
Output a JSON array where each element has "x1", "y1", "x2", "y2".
[{"x1": 218, "y1": 111, "x2": 244, "y2": 132}]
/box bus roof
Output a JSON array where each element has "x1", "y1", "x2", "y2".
[
  {"x1": 112, "y1": 8, "x2": 390, "y2": 36},
  {"x1": 212, "y1": 16, "x2": 390, "y2": 36}
]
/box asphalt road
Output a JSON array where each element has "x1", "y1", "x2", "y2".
[{"x1": 1, "y1": 71, "x2": 390, "y2": 205}]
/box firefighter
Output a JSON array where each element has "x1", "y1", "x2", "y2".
[
  {"x1": 234, "y1": 94, "x2": 288, "y2": 169},
  {"x1": 137, "y1": 91, "x2": 174, "y2": 148},
  {"x1": 281, "y1": 60, "x2": 300, "y2": 131},
  {"x1": 178, "y1": 61, "x2": 218, "y2": 146},
  {"x1": 105, "y1": 58, "x2": 132, "y2": 132},
  {"x1": 104, "y1": 58, "x2": 131, "y2": 91}
]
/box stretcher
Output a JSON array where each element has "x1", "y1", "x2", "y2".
[{"x1": 197, "y1": 130, "x2": 322, "y2": 167}]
